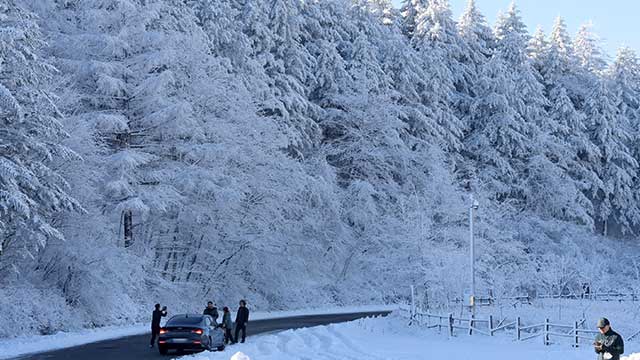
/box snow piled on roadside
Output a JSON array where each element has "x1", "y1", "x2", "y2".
[
  {"x1": 0, "y1": 305, "x2": 394, "y2": 360},
  {"x1": 0, "y1": 323, "x2": 148, "y2": 360},
  {"x1": 183, "y1": 313, "x2": 638, "y2": 360}
]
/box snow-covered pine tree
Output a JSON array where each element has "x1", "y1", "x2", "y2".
[
  {"x1": 464, "y1": 54, "x2": 532, "y2": 204},
  {"x1": 528, "y1": 27, "x2": 549, "y2": 73},
  {"x1": 487, "y1": 3, "x2": 545, "y2": 207},
  {"x1": 584, "y1": 80, "x2": 639, "y2": 235},
  {"x1": 526, "y1": 19, "x2": 597, "y2": 224},
  {"x1": 240, "y1": 0, "x2": 321, "y2": 158},
  {"x1": 549, "y1": 17, "x2": 573, "y2": 65},
  {"x1": 0, "y1": 1, "x2": 81, "y2": 275},
  {"x1": 363, "y1": 0, "x2": 396, "y2": 26},
  {"x1": 39, "y1": 0, "x2": 145, "y2": 249},
  {"x1": 399, "y1": 0, "x2": 428, "y2": 38},
  {"x1": 458, "y1": 0, "x2": 494, "y2": 70},
  {"x1": 410, "y1": 0, "x2": 463, "y2": 152},
  {"x1": 456, "y1": 0, "x2": 496, "y2": 185},
  {"x1": 189, "y1": 0, "x2": 251, "y2": 67},
  {"x1": 574, "y1": 22, "x2": 607, "y2": 75},
  {"x1": 610, "y1": 47, "x2": 640, "y2": 130},
  {"x1": 609, "y1": 47, "x2": 640, "y2": 229}
]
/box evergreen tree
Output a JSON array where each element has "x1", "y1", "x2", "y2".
[
  {"x1": 574, "y1": 22, "x2": 607, "y2": 74},
  {"x1": 528, "y1": 27, "x2": 549, "y2": 73},
  {"x1": 464, "y1": 54, "x2": 536, "y2": 204},
  {"x1": 241, "y1": 0, "x2": 321, "y2": 157},
  {"x1": 584, "y1": 80, "x2": 639, "y2": 235},
  {"x1": 549, "y1": 17, "x2": 573, "y2": 65},
  {"x1": 610, "y1": 47, "x2": 640, "y2": 127},
  {"x1": 458, "y1": 0, "x2": 494, "y2": 56},
  {"x1": 399, "y1": 0, "x2": 428, "y2": 38},
  {"x1": 610, "y1": 47, "x2": 640, "y2": 224},
  {"x1": 490, "y1": 3, "x2": 582, "y2": 219},
  {"x1": 0, "y1": 1, "x2": 80, "y2": 274},
  {"x1": 364, "y1": 0, "x2": 396, "y2": 26},
  {"x1": 411, "y1": 0, "x2": 463, "y2": 152}
]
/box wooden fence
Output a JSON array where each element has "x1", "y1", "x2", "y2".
[
  {"x1": 537, "y1": 292, "x2": 639, "y2": 302},
  {"x1": 447, "y1": 292, "x2": 638, "y2": 307},
  {"x1": 403, "y1": 307, "x2": 606, "y2": 347}
]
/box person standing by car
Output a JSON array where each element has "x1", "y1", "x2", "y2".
[
  {"x1": 203, "y1": 301, "x2": 219, "y2": 323},
  {"x1": 234, "y1": 300, "x2": 250, "y2": 343},
  {"x1": 149, "y1": 304, "x2": 167, "y2": 348},
  {"x1": 594, "y1": 317, "x2": 624, "y2": 360},
  {"x1": 222, "y1": 307, "x2": 234, "y2": 344}
]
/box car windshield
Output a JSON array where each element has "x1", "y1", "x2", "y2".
[{"x1": 166, "y1": 315, "x2": 203, "y2": 326}]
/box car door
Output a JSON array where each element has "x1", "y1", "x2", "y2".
[{"x1": 203, "y1": 316, "x2": 212, "y2": 345}]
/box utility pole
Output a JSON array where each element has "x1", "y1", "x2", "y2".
[{"x1": 469, "y1": 194, "x2": 479, "y2": 315}]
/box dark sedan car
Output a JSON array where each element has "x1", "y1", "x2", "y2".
[{"x1": 158, "y1": 314, "x2": 225, "y2": 355}]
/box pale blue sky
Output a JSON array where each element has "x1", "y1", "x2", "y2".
[{"x1": 391, "y1": 0, "x2": 638, "y2": 60}]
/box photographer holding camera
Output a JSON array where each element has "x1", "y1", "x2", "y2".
[
  {"x1": 593, "y1": 318, "x2": 624, "y2": 360},
  {"x1": 149, "y1": 304, "x2": 168, "y2": 348}
]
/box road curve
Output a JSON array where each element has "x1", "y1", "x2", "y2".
[{"x1": 15, "y1": 311, "x2": 391, "y2": 360}]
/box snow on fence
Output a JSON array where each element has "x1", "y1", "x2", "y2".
[
  {"x1": 402, "y1": 307, "x2": 604, "y2": 347},
  {"x1": 448, "y1": 292, "x2": 638, "y2": 306},
  {"x1": 537, "y1": 292, "x2": 639, "y2": 302}
]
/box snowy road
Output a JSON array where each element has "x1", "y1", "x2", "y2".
[{"x1": 11, "y1": 311, "x2": 390, "y2": 360}]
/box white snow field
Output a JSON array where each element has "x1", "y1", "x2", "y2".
[{"x1": 183, "y1": 313, "x2": 639, "y2": 360}]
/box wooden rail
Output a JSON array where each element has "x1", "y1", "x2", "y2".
[{"x1": 402, "y1": 307, "x2": 609, "y2": 347}]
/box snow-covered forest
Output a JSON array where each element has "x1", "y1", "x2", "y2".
[{"x1": 1, "y1": 0, "x2": 639, "y2": 336}]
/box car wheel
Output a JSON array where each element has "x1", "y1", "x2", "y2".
[
  {"x1": 158, "y1": 345, "x2": 168, "y2": 355},
  {"x1": 217, "y1": 345, "x2": 225, "y2": 352}
]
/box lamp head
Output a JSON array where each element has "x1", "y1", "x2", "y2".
[{"x1": 472, "y1": 199, "x2": 479, "y2": 210}]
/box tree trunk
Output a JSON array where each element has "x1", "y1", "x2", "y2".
[{"x1": 124, "y1": 210, "x2": 133, "y2": 247}]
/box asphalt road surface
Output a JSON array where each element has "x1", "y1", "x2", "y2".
[{"x1": 16, "y1": 311, "x2": 391, "y2": 360}]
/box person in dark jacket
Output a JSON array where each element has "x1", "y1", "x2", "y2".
[
  {"x1": 594, "y1": 318, "x2": 624, "y2": 360},
  {"x1": 149, "y1": 304, "x2": 167, "y2": 348},
  {"x1": 203, "y1": 301, "x2": 219, "y2": 323},
  {"x1": 234, "y1": 300, "x2": 250, "y2": 343},
  {"x1": 221, "y1": 307, "x2": 234, "y2": 344}
]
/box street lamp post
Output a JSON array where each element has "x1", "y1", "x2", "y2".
[{"x1": 469, "y1": 194, "x2": 479, "y2": 315}]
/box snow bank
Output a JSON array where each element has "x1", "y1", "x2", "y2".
[
  {"x1": 182, "y1": 313, "x2": 612, "y2": 360},
  {"x1": 0, "y1": 324, "x2": 148, "y2": 360},
  {"x1": 229, "y1": 353, "x2": 250, "y2": 360},
  {"x1": 247, "y1": 304, "x2": 397, "y2": 321}
]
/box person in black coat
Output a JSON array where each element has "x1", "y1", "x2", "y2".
[
  {"x1": 234, "y1": 300, "x2": 250, "y2": 343},
  {"x1": 203, "y1": 301, "x2": 219, "y2": 323},
  {"x1": 594, "y1": 318, "x2": 624, "y2": 360},
  {"x1": 149, "y1": 304, "x2": 167, "y2": 347}
]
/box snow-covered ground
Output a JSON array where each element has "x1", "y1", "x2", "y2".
[
  {"x1": 0, "y1": 305, "x2": 395, "y2": 360},
  {"x1": 182, "y1": 313, "x2": 638, "y2": 360},
  {"x1": 0, "y1": 323, "x2": 148, "y2": 360},
  {"x1": 456, "y1": 298, "x2": 640, "y2": 341}
]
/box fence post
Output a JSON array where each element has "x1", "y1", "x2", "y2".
[
  {"x1": 410, "y1": 285, "x2": 415, "y2": 320},
  {"x1": 489, "y1": 315, "x2": 494, "y2": 336},
  {"x1": 469, "y1": 314, "x2": 474, "y2": 336},
  {"x1": 574, "y1": 321, "x2": 579, "y2": 347},
  {"x1": 543, "y1": 318, "x2": 550, "y2": 346},
  {"x1": 516, "y1": 317, "x2": 521, "y2": 341},
  {"x1": 448, "y1": 313, "x2": 454, "y2": 338}
]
